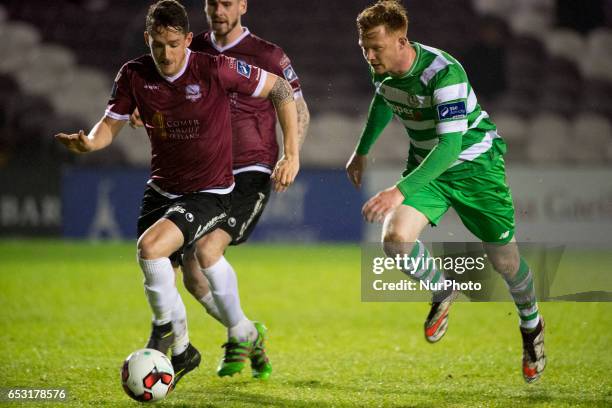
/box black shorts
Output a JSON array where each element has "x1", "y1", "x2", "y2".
[
  {"x1": 136, "y1": 186, "x2": 230, "y2": 264},
  {"x1": 219, "y1": 171, "x2": 272, "y2": 245}
]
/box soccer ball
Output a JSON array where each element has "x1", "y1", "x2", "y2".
[{"x1": 121, "y1": 348, "x2": 174, "y2": 402}]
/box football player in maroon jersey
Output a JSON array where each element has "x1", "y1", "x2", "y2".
[
  {"x1": 55, "y1": 0, "x2": 299, "y2": 386},
  {"x1": 130, "y1": 0, "x2": 310, "y2": 380}
]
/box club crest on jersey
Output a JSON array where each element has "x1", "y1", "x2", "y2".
[
  {"x1": 283, "y1": 65, "x2": 297, "y2": 82},
  {"x1": 185, "y1": 84, "x2": 202, "y2": 102},
  {"x1": 437, "y1": 101, "x2": 466, "y2": 121},
  {"x1": 237, "y1": 60, "x2": 251, "y2": 78}
]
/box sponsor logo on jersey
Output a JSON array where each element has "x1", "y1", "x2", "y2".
[
  {"x1": 437, "y1": 101, "x2": 466, "y2": 121},
  {"x1": 279, "y1": 54, "x2": 291, "y2": 68},
  {"x1": 185, "y1": 84, "x2": 202, "y2": 101},
  {"x1": 237, "y1": 60, "x2": 251, "y2": 78},
  {"x1": 387, "y1": 102, "x2": 422, "y2": 120},
  {"x1": 168, "y1": 205, "x2": 186, "y2": 214},
  {"x1": 192, "y1": 212, "x2": 227, "y2": 243},
  {"x1": 407, "y1": 94, "x2": 425, "y2": 108},
  {"x1": 145, "y1": 83, "x2": 160, "y2": 91},
  {"x1": 283, "y1": 65, "x2": 298, "y2": 82},
  {"x1": 151, "y1": 112, "x2": 168, "y2": 140}
]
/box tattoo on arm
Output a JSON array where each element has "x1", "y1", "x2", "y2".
[
  {"x1": 296, "y1": 97, "x2": 310, "y2": 149},
  {"x1": 269, "y1": 77, "x2": 293, "y2": 108}
]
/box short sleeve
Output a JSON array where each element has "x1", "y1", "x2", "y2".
[
  {"x1": 273, "y1": 49, "x2": 302, "y2": 98},
  {"x1": 105, "y1": 64, "x2": 135, "y2": 121},
  {"x1": 431, "y1": 64, "x2": 469, "y2": 136},
  {"x1": 215, "y1": 55, "x2": 268, "y2": 98}
]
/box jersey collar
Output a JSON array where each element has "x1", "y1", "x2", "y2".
[
  {"x1": 210, "y1": 27, "x2": 250, "y2": 52},
  {"x1": 159, "y1": 48, "x2": 192, "y2": 83}
]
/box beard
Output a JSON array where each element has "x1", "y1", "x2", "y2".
[{"x1": 211, "y1": 18, "x2": 239, "y2": 37}]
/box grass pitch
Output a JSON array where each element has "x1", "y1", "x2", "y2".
[{"x1": 0, "y1": 240, "x2": 611, "y2": 407}]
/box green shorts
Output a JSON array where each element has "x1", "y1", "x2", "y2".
[{"x1": 402, "y1": 158, "x2": 515, "y2": 244}]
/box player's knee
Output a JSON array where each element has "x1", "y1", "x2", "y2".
[
  {"x1": 383, "y1": 230, "x2": 409, "y2": 243},
  {"x1": 137, "y1": 234, "x2": 165, "y2": 260},
  {"x1": 382, "y1": 231, "x2": 414, "y2": 257},
  {"x1": 193, "y1": 237, "x2": 224, "y2": 269},
  {"x1": 489, "y1": 255, "x2": 520, "y2": 278}
]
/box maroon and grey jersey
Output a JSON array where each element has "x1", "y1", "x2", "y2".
[
  {"x1": 105, "y1": 49, "x2": 267, "y2": 195},
  {"x1": 191, "y1": 28, "x2": 302, "y2": 173}
]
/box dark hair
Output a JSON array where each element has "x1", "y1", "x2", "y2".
[
  {"x1": 146, "y1": 0, "x2": 189, "y2": 34},
  {"x1": 357, "y1": 0, "x2": 409, "y2": 35}
]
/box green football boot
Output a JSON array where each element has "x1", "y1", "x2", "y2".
[
  {"x1": 217, "y1": 337, "x2": 252, "y2": 377},
  {"x1": 250, "y1": 322, "x2": 272, "y2": 380}
]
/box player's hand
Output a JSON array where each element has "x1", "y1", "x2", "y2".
[
  {"x1": 346, "y1": 151, "x2": 367, "y2": 189},
  {"x1": 271, "y1": 154, "x2": 299, "y2": 192},
  {"x1": 54, "y1": 130, "x2": 94, "y2": 153},
  {"x1": 129, "y1": 108, "x2": 144, "y2": 128},
  {"x1": 362, "y1": 186, "x2": 404, "y2": 223}
]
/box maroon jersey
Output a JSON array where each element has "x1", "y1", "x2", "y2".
[
  {"x1": 191, "y1": 28, "x2": 302, "y2": 172},
  {"x1": 106, "y1": 49, "x2": 267, "y2": 194}
]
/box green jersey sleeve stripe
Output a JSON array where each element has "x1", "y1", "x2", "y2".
[
  {"x1": 419, "y1": 45, "x2": 453, "y2": 85},
  {"x1": 407, "y1": 128, "x2": 440, "y2": 140},
  {"x1": 399, "y1": 117, "x2": 435, "y2": 130},
  {"x1": 410, "y1": 137, "x2": 439, "y2": 149},
  {"x1": 451, "y1": 130, "x2": 500, "y2": 166},
  {"x1": 468, "y1": 111, "x2": 489, "y2": 129},
  {"x1": 420, "y1": 55, "x2": 451, "y2": 85},
  {"x1": 467, "y1": 88, "x2": 477, "y2": 112},
  {"x1": 437, "y1": 120, "x2": 468, "y2": 134},
  {"x1": 433, "y1": 83, "x2": 468, "y2": 104}
]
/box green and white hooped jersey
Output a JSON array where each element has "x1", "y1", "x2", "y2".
[{"x1": 372, "y1": 42, "x2": 506, "y2": 180}]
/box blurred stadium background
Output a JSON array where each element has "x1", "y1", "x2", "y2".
[{"x1": 1, "y1": 0, "x2": 611, "y2": 246}]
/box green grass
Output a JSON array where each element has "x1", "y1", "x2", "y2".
[{"x1": 0, "y1": 240, "x2": 611, "y2": 407}]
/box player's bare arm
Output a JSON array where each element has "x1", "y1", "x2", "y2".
[
  {"x1": 55, "y1": 116, "x2": 125, "y2": 153},
  {"x1": 295, "y1": 96, "x2": 310, "y2": 149},
  {"x1": 259, "y1": 74, "x2": 299, "y2": 192}
]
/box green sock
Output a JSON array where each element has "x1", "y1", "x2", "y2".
[
  {"x1": 401, "y1": 240, "x2": 448, "y2": 297},
  {"x1": 504, "y1": 257, "x2": 539, "y2": 329}
]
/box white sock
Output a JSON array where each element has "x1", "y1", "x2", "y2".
[
  {"x1": 201, "y1": 256, "x2": 251, "y2": 336},
  {"x1": 139, "y1": 257, "x2": 178, "y2": 325},
  {"x1": 198, "y1": 292, "x2": 223, "y2": 324},
  {"x1": 229, "y1": 317, "x2": 257, "y2": 342},
  {"x1": 171, "y1": 294, "x2": 189, "y2": 356}
]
